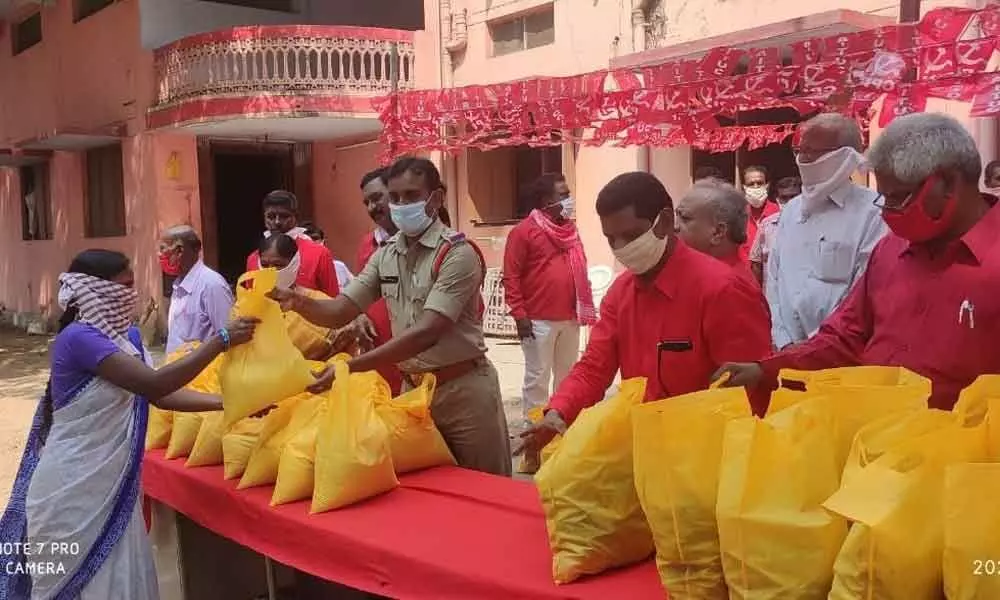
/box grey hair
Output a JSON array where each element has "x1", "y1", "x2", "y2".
[
  {"x1": 684, "y1": 179, "x2": 749, "y2": 245},
  {"x1": 163, "y1": 224, "x2": 202, "y2": 252},
  {"x1": 867, "y1": 112, "x2": 981, "y2": 185},
  {"x1": 802, "y1": 113, "x2": 864, "y2": 151}
]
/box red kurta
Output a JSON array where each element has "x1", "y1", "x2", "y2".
[
  {"x1": 247, "y1": 236, "x2": 340, "y2": 298},
  {"x1": 761, "y1": 199, "x2": 1000, "y2": 410},
  {"x1": 501, "y1": 217, "x2": 579, "y2": 321},
  {"x1": 547, "y1": 239, "x2": 772, "y2": 423},
  {"x1": 740, "y1": 201, "x2": 780, "y2": 263},
  {"x1": 356, "y1": 231, "x2": 403, "y2": 395}
]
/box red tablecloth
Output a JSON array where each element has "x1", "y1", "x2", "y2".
[{"x1": 143, "y1": 450, "x2": 665, "y2": 599}]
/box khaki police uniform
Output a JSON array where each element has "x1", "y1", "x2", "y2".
[{"x1": 342, "y1": 219, "x2": 512, "y2": 476}]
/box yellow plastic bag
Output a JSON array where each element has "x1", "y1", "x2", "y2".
[
  {"x1": 632, "y1": 380, "x2": 751, "y2": 599},
  {"x1": 312, "y1": 361, "x2": 398, "y2": 513},
  {"x1": 716, "y1": 397, "x2": 846, "y2": 599},
  {"x1": 165, "y1": 411, "x2": 208, "y2": 459},
  {"x1": 943, "y1": 463, "x2": 1000, "y2": 600},
  {"x1": 271, "y1": 413, "x2": 322, "y2": 506},
  {"x1": 375, "y1": 374, "x2": 455, "y2": 474},
  {"x1": 953, "y1": 374, "x2": 1000, "y2": 459},
  {"x1": 825, "y1": 423, "x2": 989, "y2": 600},
  {"x1": 776, "y1": 367, "x2": 930, "y2": 467},
  {"x1": 841, "y1": 409, "x2": 957, "y2": 486},
  {"x1": 185, "y1": 412, "x2": 225, "y2": 467},
  {"x1": 222, "y1": 418, "x2": 265, "y2": 480},
  {"x1": 536, "y1": 378, "x2": 653, "y2": 585},
  {"x1": 219, "y1": 269, "x2": 314, "y2": 428},
  {"x1": 240, "y1": 392, "x2": 323, "y2": 489},
  {"x1": 145, "y1": 406, "x2": 174, "y2": 450}
]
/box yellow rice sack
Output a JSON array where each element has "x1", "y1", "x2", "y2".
[
  {"x1": 165, "y1": 411, "x2": 208, "y2": 459},
  {"x1": 239, "y1": 393, "x2": 323, "y2": 489},
  {"x1": 145, "y1": 406, "x2": 174, "y2": 450},
  {"x1": 374, "y1": 373, "x2": 455, "y2": 474},
  {"x1": 222, "y1": 418, "x2": 265, "y2": 480},
  {"x1": 185, "y1": 412, "x2": 225, "y2": 467},
  {"x1": 311, "y1": 361, "x2": 398, "y2": 513}
]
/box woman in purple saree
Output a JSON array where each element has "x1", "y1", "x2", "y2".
[{"x1": 0, "y1": 249, "x2": 257, "y2": 600}]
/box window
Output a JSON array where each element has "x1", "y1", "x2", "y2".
[
  {"x1": 12, "y1": 13, "x2": 42, "y2": 55},
  {"x1": 200, "y1": 0, "x2": 295, "y2": 12},
  {"x1": 84, "y1": 144, "x2": 127, "y2": 238},
  {"x1": 74, "y1": 0, "x2": 115, "y2": 22},
  {"x1": 468, "y1": 141, "x2": 563, "y2": 223},
  {"x1": 20, "y1": 164, "x2": 52, "y2": 241},
  {"x1": 491, "y1": 7, "x2": 555, "y2": 56}
]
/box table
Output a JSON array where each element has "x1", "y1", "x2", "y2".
[{"x1": 143, "y1": 450, "x2": 665, "y2": 599}]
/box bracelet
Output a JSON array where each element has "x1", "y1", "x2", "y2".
[{"x1": 218, "y1": 328, "x2": 231, "y2": 350}]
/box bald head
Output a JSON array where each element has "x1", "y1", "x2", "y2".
[
  {"x1": 159, "y1": 225, "x2": 202, "y2": 275},
  {"x1": 675, "y1": 179, "x2": 748, "y2": 259},
  {"x1": 797, "y1": 113, "x2": 864, "y2": 164},
  {"x1": 162, "y1": 225, "x2": 202, "y2": 252}
]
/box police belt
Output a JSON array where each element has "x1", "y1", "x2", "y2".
[{"x1": 403, "y1": 356, "x2": 484, "y2": 388}]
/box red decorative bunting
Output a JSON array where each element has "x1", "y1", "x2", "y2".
[{"x1": 376, "y1": 6, "x2": 1000, "y2": 161}]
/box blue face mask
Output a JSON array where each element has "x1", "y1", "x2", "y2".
[{"x1": 390, "y1": 199, "x2": 434, "y2": 237}]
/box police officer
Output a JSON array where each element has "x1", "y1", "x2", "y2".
[{"x1": 269, "y1": 157, "x2": 512, "y2": 477}]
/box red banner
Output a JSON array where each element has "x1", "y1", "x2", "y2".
[{"x1": 375, "y1": 6, "x2": 1000, "y2": 162}]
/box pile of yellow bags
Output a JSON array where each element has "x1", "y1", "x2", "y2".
[
  {"x1": 614, "y1": 367, "x2": 999, "y2": 600},
  {"x1": 536, "y1": 378, "x2": 654, "y2": 584},
  {"x1": 714, "y1": 367, "x2": 931, "y2": 599}
]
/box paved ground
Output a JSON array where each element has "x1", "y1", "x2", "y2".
[{"x1": 0, "y1": 327, "x2": 538, "y2": 511}]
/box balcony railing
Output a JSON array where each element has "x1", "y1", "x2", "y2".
[{"x1": 152, "y1": 25, "x2": 415, "y2": 109}]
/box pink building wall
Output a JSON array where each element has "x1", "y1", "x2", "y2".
[
  {"x1": 0, "y1": 0, "x2": 391, "y2": 327},
  {"x1": 312, "y1": 141, "x2": 385, "y2": 272}
]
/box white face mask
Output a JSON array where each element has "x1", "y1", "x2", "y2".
[
  {"x1": 275, "y1": 252, "x2": 301, "y2": 290},
  {"x1": 390, "y1": 199, "x2": 435, "y2": 237},
  {"x1": 560, "y1": 197, "x2": 575, "y2": 219},
  {"x1": 613, "y1": 216, "x2": 668, "y2": 275},
  {"x1": 744, "y1": 186, "x2": 768, "y2": 208},
  {"x1": 796, "y1": 147, "x2": 867, "y2": 207}
]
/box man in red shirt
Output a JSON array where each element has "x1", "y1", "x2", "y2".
[
  {"x1": 355, "y1": 167, "x2": 403, "y2": 394},
  {"x1": 245, "y1": 190, "x2": 339, "y2": 298},
  {"x1": 674, "y1": 178, "x2": 755, "y2": 279},
  {"x1": 740, "y1": 165, "x2": 780, "y2": 262},
  {"x1": 503, "y1": 173, "x2": 596, "y2": 430},
  {"x1": 516, "y1": 172, "x2": 772, "y2": 455},
  {"x1": 717, "y1": 113, "x2": 1000, "y2": 411}
]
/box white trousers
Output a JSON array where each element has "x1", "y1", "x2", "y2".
[{"x1": 520, "y1": 320, "x2": 581, "y2": 418}]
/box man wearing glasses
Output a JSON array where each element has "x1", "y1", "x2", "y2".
[
  {"x1": 764, "y1": 113, "x2": 885, "y2": 350},
  {"x1": 716, "y1": 112, "x2": 1000, "y2": 411}
]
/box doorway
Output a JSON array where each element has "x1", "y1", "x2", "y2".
[{"x1": 198, "y1": 141, "x2": 312, "y2": 285}]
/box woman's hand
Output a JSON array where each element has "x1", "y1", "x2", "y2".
[
  {"x1": 307, "y1": 364, "x2": 335, "y2": 394},
  {"x1": 223, "y1": 317, "x2": 259, "y2": 347}
]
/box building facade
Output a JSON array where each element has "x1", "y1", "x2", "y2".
[
  {"x1": 0, "y1": 0, "x2": 421, "y2": 331},
  {"x1": 1, "y1": 0, "x2": 997, "y2": 332},
  {"x1": 412, "y1": 0, "x2": 998, "y2": 273}
]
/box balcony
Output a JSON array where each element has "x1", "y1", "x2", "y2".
[{"x1": 147, "y1": 25, "x2": 415, "y2": 141}]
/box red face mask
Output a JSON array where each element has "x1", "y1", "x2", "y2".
[
  {"x1": 881, "y1": 175, "x2": 958, "y2": 243},
  {"x1": 159, "y1": 251, "x2": 181, "y2": 276}
]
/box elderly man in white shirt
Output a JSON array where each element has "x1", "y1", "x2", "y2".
[
  {"x1": 159, "y1": 225, "x2": 234, "y2": 353},
  {"x1": 766, "y1": 113, "x2": 886, "y2": 350}
]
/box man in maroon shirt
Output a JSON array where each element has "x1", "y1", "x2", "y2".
[
  {"x1": 675, "y1": 179, "x2": 754, "y2": 277},
  {"x1": 245, "y1": 190, "x2": 340, "y2": 298},
  {"x1": 515, "y1": 172, "x2": 771, "y2": 457},
  {"x1": 717, "y1": 113, "x2": 1000, "y2": 410},
  {"x1": 503, "y1": 173, "x2": 596, "y2": 432}
]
